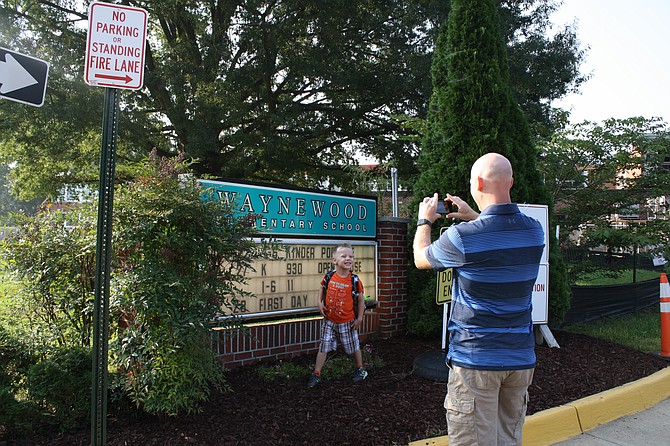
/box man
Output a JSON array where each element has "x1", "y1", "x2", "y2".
[{"x1": 413, "y1": 153, "x2": 544, "y2": 446}]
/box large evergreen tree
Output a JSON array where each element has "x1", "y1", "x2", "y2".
[{"x1": 410, "y1": 0, "x2": 571, "y2": 334}]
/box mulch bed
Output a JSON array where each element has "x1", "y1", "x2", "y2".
[{"x1": 8, "y1": 330, "x2": 669, "y2": 446}]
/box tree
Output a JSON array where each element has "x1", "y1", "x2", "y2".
[
  {"x1": 0, "y1": 1, "x2": 161, "y2": 200},
  {"x1": 500, "y1": 0, "x2": 589, "y2": 126},
  {"x1": 539, "y1": 115, "x2": 670, "y2": 263},
  {"x1": 415, "y1": 0, "x2": 547, "y2": 203},
  {"x1": 409, "y1": 0, "x2": 571, "y2": 335},
  {"x1": 0, "y1": 165, "x2": 41, "y2": 220},
  {"x1": 0, "y1": 0, "x2": 586, "y2": 200}
]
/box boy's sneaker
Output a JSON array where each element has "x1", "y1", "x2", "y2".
[
  {"x1": 308, "y1": 373, "x2": 321, "y2": 388},
  {"x1": 353, "y1": 367, "x2": 368, "y2": 382}
]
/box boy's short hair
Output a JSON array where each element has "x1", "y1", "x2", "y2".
[{"x1": 332, "y1": 243, "x2": 353, "y2": 257}]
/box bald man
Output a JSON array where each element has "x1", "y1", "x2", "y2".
[{"x1": 413, "y1": 153, "x2": 544, "y2": 446}]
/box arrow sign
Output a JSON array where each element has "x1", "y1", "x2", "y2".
[
  {"x1": 0, "y1": 47, "x2": 49, "y2": 107},
  {"x1": 95, "y1": 73, "x2": 133, "y2": 83},
  {"x1": 0, "y1": 54, "x2": 38, "y2": 93}
]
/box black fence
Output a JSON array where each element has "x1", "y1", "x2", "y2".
[
  {"x1": 560, "y1": 247, "x2": 664, "y2": 285},
  {"x1": 562, "y1": 279, "x2": 660, "y2": 327}
]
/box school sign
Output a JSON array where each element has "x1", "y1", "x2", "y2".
[
  {"x1": 199, "y1": 179, "x2": 377, "y2": 239},
  {"x1": 198, "y1": 179, "x2": 378, "y2": 318}
]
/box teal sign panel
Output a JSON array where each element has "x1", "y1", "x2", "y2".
[{"x1": 199, "y1": 179, "x2": 377, "y2": 239}]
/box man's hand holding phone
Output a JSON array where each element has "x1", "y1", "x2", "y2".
[
  {"x1": 442, "y1": 194, "x2": 479, "y2": 221},
  {"x1": 418, "y1": 193, "x2": 478, "y2": 224},
  {"x1": 436, "y1": 199, "x2": 455, "y2": 216}
]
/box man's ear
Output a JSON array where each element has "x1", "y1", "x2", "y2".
[{"x1": 476, "y1": 176, "x2": 485, "y2": 191}]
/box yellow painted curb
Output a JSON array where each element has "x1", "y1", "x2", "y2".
[
  {"x1": 522, "y1": 405, "x2": 581, "y2": 446},
  {"x1": 409, "y1": 367, "x2": 670, "y2": 446},
  {"x1": 569, "y1": 367, "x2": 670, "y2": 432},
  {"x1": 408, "y1": 435, "x2": 449, "y2": 446},
  {"x1": 568, "y1": 382, "x2": 644, "y2": 432},
  {"x1": 637, "y1": 367, "x2": 670, "y2": 408}
]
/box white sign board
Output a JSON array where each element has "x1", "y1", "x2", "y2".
[
  {"x1": 84, "y1": 2, "x2": 148, "y2": 90},
  {"x1": 438, "y1": 203, "x2": 550, "y2": 346},
  {"x1": 531, "y1": 264, "x2": 549, "y2": 323},
  {"x1": 518, "y1": 204, "x2": 549, "y2": 264},
  {"x1": 519, "y1": 204, "x2": 550, "y2": 324}
]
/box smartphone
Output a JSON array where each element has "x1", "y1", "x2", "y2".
[{"x1": 436, "y1": 199, "x2": 455, "y2": 215}]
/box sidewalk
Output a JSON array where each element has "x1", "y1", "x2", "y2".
[
  {"x1": 552, "y1": 396, "x2": 670, "y2": 445},
  {"x1": 409, "y1": 367, "x2": 670, "y2": 446}
]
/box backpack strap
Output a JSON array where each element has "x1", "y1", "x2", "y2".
[
  {"x1": 322, "y1": 270, "x2": 336, "y2": 294},
  {"x1": 352, "y1": 273, "x2": 360, "y2": 317},
  {"x1": 351, "y1": 274, "x2": 359, "y2": 299}
]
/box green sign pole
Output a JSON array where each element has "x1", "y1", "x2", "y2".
[{"x1": 91, "y1": 87, "x2": 120, "y2": 446}]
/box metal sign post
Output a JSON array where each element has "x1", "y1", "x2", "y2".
[
  {"x1": 91, "y1": 87, "x2": 119, "y2": 446},
  {"x1": 85, "y1": 4, "x2": 148, "y2": 444},
  {"x1": 436, "y1": 268, "x2": 453, "y2": 351}
]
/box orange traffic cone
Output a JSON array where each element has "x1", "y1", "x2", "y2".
[{"x1": 661, "y1": 273, "x2": 670, "y2": 357}]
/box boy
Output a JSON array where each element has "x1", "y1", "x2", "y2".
[{"x1": 308, "y1": 244, "x2": 367, "y2": 388}]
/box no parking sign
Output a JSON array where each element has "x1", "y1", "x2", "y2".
[{"x1": 84, "y1": 2, "x2": 147, "y2": 90}]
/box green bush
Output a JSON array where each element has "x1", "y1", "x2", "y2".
[
  {"x1": 0, "y1": 386, "x2": 40, "y2": 439},
  {"x1": 1, "y1": 152, "x2": 266, "y2": 420},
  {"x1": 407, "y1": 268, "x2": 442, "y2": 337},
  {"x1": 1, "y1": 207, "x2": 97, "y2": 436},
  {"x1": 27, "y1": 347, "x2": 91, "y2": 432},
  {"x1": 0, "y1": 325, "x2": 32, "y2": 391},
  {"x1": 0, "y1": 326, "x2": 40, "y2": 439},
  {"x1": 122, "y1": 341, "x2": 227, "y2": 416},
  {"x1": 548, "y1": 235, "x2": 572, "y2": 326},
  {"x1": 1, "y1": 205, "x2": 98, "y2": 350},
  {"x1": 110, "y1": 152, "x2": 262, "y2": 416}
]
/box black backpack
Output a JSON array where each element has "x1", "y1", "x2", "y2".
[{"x1": 322, "y1": 270, "x2": 361, "y2": 317}]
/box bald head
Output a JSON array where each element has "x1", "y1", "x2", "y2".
[
  {"x1": 471, "y1": 153, "x2": 513, "y2": 182},
  {"x1": 470, "y1": 153, "x2": 514, "y2": 209}
]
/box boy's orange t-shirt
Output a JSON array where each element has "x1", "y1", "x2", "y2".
[{"x1": 321, "y1": 272, "x2": 365, "y2": 323}]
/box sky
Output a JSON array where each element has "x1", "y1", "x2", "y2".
[{"x1": 550, "y1": 0, "x2": 670, "y2": 123}]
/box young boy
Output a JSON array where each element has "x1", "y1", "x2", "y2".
[{"x1": 308, "y1": 244, "x2": 367, "y2": 388}]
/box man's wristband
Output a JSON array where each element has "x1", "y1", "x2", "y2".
[{"x1": 416, "y1": 219, "x2": 432, "y2": 227}]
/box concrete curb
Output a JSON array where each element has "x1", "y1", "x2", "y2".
[{"x1": 408, "y1": 367, "x2": 670, "y2": 446}]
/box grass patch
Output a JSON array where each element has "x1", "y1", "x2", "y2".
[
  {"x1": 0, "y1": 271, "x2": 21, "y2": 322},
  {"x1": 320, "y1": 344, "x2": 385, "y2": 381},
  {"x1": 256, "y1": 361, "x2": 310, "y2": 383},
  {"x1": 565, "y1": 306, "x2": 661, "y2": 353},
  {"x1": 254, "y1": 342, "x2": 385, "y2": 383},
  {"x1": 574, "y1": 269, "x2": 662, "y2": 286}
]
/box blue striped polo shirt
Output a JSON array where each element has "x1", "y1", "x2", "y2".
[{"x1": 426, "y1": 203, "x2": 544, "y2": 370}]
